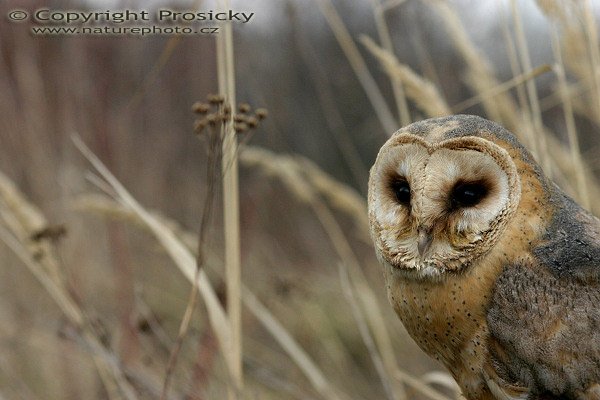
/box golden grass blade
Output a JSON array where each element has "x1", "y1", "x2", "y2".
[
  {"x1": 360, "y1": 35, "x2": 451, "y2": 119},
  {"x1": 316, "y1": 0, "x2": 398, "y2": 133},
  {"x1": 338, "y1": 263, "x2": 400, "y2": 400},
  {"x1": 74, "y1": 193, "x2": 199, "y2": 253}
]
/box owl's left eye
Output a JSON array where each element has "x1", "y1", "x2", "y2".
[
  {"x1": 389, "y1": 177, "x2": 411, "y2": 206},
  {"x1": 450, "y1": 181, "x2": 488, "y2": 208}
]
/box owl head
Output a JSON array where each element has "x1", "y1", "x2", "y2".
[{"x1": 368, "y1": 115, "x2": 524, "y2": 279}]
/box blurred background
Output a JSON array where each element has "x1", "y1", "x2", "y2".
[{"x1": 1, "y1": 0, "x2": 599, "y2": 399}]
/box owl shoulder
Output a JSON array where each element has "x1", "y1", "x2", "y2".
[{"x1": 532, "y1": 187, "x2": 600, "y2": 282}]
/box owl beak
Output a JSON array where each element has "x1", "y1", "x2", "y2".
[{"x1": 417, "y1": 228, "x2": 433, "y2": 258}]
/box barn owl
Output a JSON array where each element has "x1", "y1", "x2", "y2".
[{"x1": 368, "y1": 115, "x2": 600, "y2": 400}]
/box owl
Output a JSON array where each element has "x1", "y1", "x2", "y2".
[{"x1": 368, "y1": 115, "x2": 600, "y2": 400}]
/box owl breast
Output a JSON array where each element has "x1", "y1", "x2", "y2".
[{"x1": 385, "y1": 258, "x2": 496, "y2": 393}]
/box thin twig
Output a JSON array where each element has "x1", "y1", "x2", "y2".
[
  {"x1": 160, "y1": 126, "x2": 222, "y2": 400},
  {"x1": 451, "y1": 65, "x2": 552, "y2": 113}
]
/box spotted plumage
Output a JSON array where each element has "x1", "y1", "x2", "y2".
[{"x1": 368, "y1": 115, "x2": 600, "y2": 399}]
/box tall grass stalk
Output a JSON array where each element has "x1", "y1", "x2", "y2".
[
  {"x1": 551, "y1": 25, "x2": 590, "y2": 209},
  {"x1": 216, "y1": 0, "x2": 243, "y2": 396},
  {"x1": 583, "y1": 0, "x2": 600, "y2": 121},
  {"x1": 510, "y1": 0, "x2": 551, "y2": 176},
  {"x1": 500, "y1": 5, "x2": 532, "y2": 131},
  {"x1": 369, "y1": 0, "x2": 411, "y2": 126}
]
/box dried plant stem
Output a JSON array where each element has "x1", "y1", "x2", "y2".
[
  {"x1": 370, "y1": 0, "x2": 411, "y2": 126},
  {"x1": 160, "y1": 130, "x2": 222, "y2": 399},
  {"x1": 583, "y1": 0, "x2": 600, "y2": 120},
  {"x1": 500, "y1": 5, "x2": 532, "y2": 130},
  {"x1": 217, "y1": 0, "x2": 243, "y2": 395},
  {"x1": 316, "y1": 0, "x2": 398, "y2": 133},
  {"x1": 551, "y1": 25, "x2": 590, "y2": 209},
  {"x1": 510, "y1": 0, "x2": 550, "y2": 175}
]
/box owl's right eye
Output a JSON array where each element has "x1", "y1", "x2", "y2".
[{"x1": 389, "y1": 177, "x2": 411, "y2": 205}]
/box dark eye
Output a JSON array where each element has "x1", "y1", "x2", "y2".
[
  {"x1": 390, "y1": 177, "x2": 411, "y2": 205},
  {"x1": 450, "y1": 181, "x2": 488, "y2": 208}
]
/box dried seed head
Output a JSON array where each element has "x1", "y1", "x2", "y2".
[
  {"x1": 238, "y1": 103, "x2": 251, "y2": 113},
  {"x1": 223, "y1": 103, "x2": 232, "y2": 115},
  {"x1": 246, "y1": 116, "x2": 259, "y2": 128},
  {"x1": 31, "y1": 225, "x2": 67, "y2": 242},
  {"x1": 206, "y1": 114, "x2": 218, "y2": 126},
  {"x1": 192, "y1": 102, "x2": 210, "y2": 114},
  {"x1": 255, "y1": 108, "x2": 268, "y2": 120},
  {"x1": 234, "y1": 114, "x2": 247, "y2": 123},
  {"x1": 234, "y1": 123, "x2": 248, "y2": 133},
  {"x1": 207, "y1": 94, "x2": 225, "y2": 104},
  {"x1": 194, "y1": 119, "x2": 207, "y2": 133}
]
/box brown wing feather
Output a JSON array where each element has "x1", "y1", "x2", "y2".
[{"x1": 487, "y1": 258, "x2": 600, "y2": 399}]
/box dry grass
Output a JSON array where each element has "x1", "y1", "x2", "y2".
[{"x1": 1, "y1": 0, "x2": 600, "y2": 399}]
